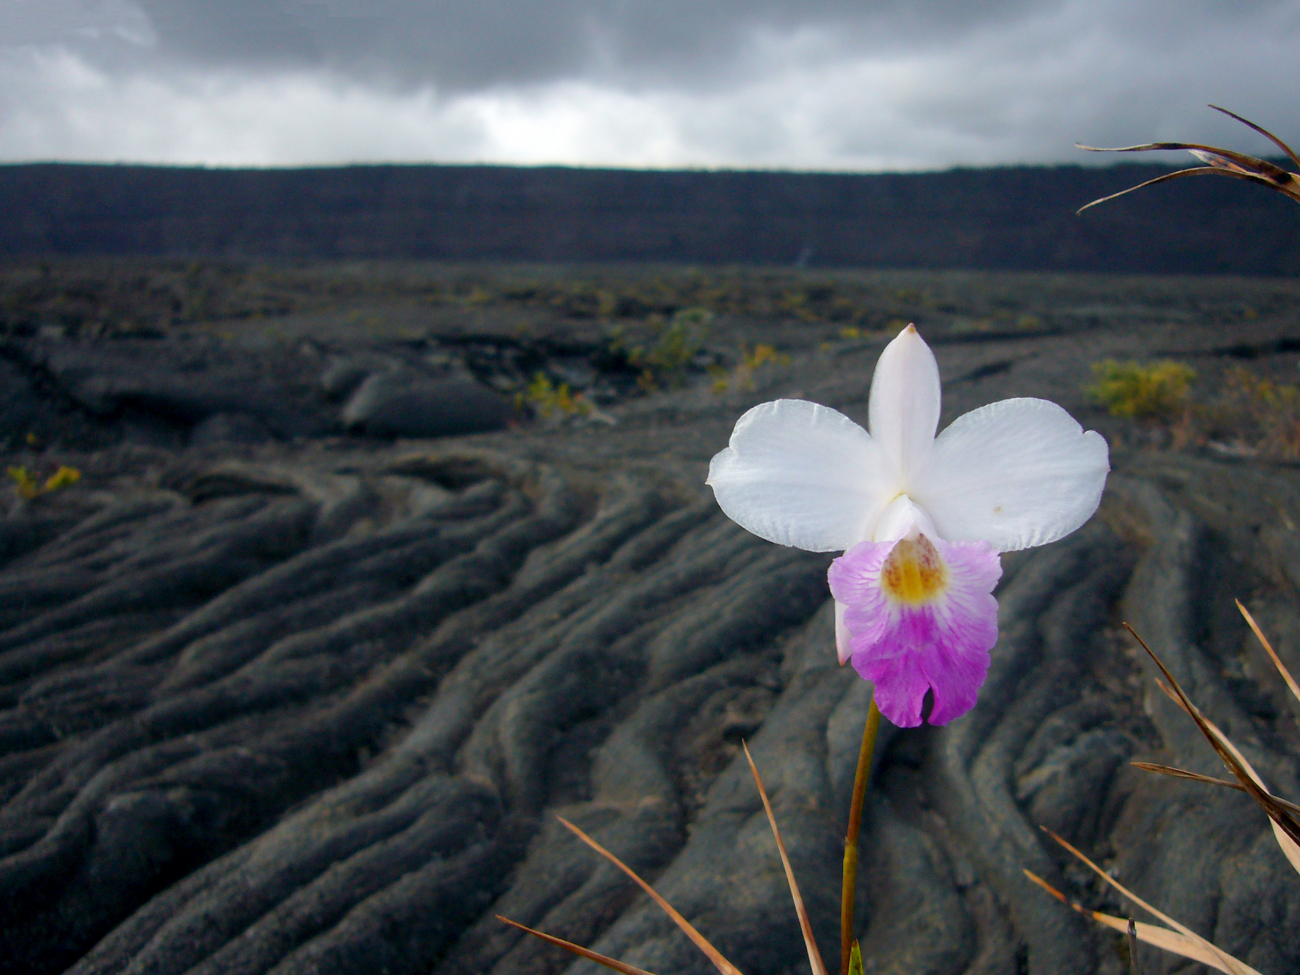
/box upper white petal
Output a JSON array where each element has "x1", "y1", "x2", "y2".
[
  {"x1": 868, "y1": 325, "x2": 941, "y2": 483},
  {"x1": 913, "y1": 397, "x2": 1110, "y2": 552},
  {"x1": 707, "y1": 399, "x2": 896, "y2": 552}
]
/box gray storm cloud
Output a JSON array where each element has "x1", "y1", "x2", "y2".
[
  {"x1": 10, "y1": 0, "x2": 1058, "y2": 88},
  {"x1": 0, "y1": 0, "x2": 1298, "y2": 168}
]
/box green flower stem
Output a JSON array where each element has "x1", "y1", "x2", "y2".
[{"x1": 840, "y1": 697, "x2": 881, "y2": 975}]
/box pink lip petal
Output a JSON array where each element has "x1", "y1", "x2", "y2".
[
  {"x1": 918, "y1": 621, "x2": 994, "y2": 725},
  {"x1": 827, "y1": 540, "x2": 893, "y2": 608},
  {"x1": 828, "y1": 536, "x2": 1001, "y2": 727},
  {"x1": 854, "y1": 635, "x2": 935, "y2": 727}
]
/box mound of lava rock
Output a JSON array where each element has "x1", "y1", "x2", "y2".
[{"x1": 2, "y1": 265, "x2": 1300, "y2": 975}]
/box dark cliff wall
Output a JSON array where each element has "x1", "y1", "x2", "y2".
[{"x1": 2, "y1": 161, "x2": 1299, "y2": 274}]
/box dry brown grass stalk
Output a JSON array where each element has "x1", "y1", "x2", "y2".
[
  {"x1": 498, "y1": 743, "x2": 827, "y2": 975},
  {"x1": 1077, "y1": 106, "x2": 1300, "y2": 213},
  {"x1": 1029, "y1": 603, "x2": 1300, "y2": 973}
]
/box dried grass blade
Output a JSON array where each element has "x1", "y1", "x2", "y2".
[
  {"x1": 1133, "y1": 761, "x2": 1248, "y2": 791},
  {"x1": 1039, "y1": 831, "x2": 1257, "y2": 975},
  {"x1": 1273, "y1": 822, "x2": 1300, "y2": 876},
  {"x1": 1123, "y1": 623, "x2": 1300, "y2": 851},
  {"x1": 1023, "y1": 871, "x2": 1251, "y2": 973},
  {"x1": 1209, "y1": 105, "x2": 1300, "y2": 170},
  {"x1": 1078, "y1": 140, "x2": 1221, "y2": 153},
  {"x1": 496, "y1": 916, "x2": 662, "y2": 975},
  {"x1": 1150, "y1": 676, "x2": 1300, "y2": 871},
  {"x1": 1185, "y1": 149, "x2": 1298, "y2": 185},
  {"x1": 1132, "y1": 762, "x2": 1300, "y2": 817},
  {"x1": 1112, "y1": 919, "x2": 1259, "y2": 975},
  {"x1": 1176, "y1": 168, "x2": 1300, "y2": 200},
  {"x1": 1152, "y1": 677, "x2": 1189, "y2": 713},
  {"x1": 1197, "y1": 717, "x2": 1300, "y2": 875},
  {"x1": 742, "y1": 742, "x2": 829, "y2": 975},
  {"x1": 1040, "y1": 833, "x2": 1205, "y2": 941},
  {"x1": 1077, "y1": 138, "x2": 1298, "y2": 179},
  {"x1": 1188, "y1": 149, "x2": 1234, "y2": 169},
  {"x1": 1184, "y1": 149, "x2": 1300, "y2": 189},
  {"x1": 1076, "y1": 168, "x2": 1223, "y2": 214},
  {"x1": 1236, "y1": 600, "x2": 1300, "y2": 705},
  {"x1": 1029, "y1": 868, "x2": 1211, "y2": 972},
  {"x1": 1127, "y1": 919, "x2": 1142, "y2": 975},
  {"x1": 1076, "y1": 167, "x2": 1300, "y2": 214},
  {"x1": 557, "y1": 818, "x2": 745, "y2": 975}
]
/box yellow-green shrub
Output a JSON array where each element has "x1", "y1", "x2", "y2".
[
  {"x1": 517, "y1": 373, "x2": 591, "y2": 419},
  {"x1": 7, "y1": 465, "x2": 80, "y2": 500},
  {"x1": 1086, "y1": 359, "x2": 1195, "y2": 419}
]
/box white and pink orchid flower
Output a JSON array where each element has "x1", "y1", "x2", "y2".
[{"x1": 707, "y1": 325, "x2": 1110, "y2": 727}]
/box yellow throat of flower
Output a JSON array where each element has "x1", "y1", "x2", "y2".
[{"x1": 880, "y1": 536, "x2": 948, "y2": 604}]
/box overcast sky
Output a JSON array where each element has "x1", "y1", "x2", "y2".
[{"x1": 1, "y1": 0, "x2": 1297, "y2": 170}]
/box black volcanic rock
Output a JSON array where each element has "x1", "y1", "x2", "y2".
[
  {"x1": 189, "y1": 412, "x2": 274, "y2": 445},
  {"x1": 340, "y1": 372, "x2": 513, "y2": 438},
  {"x1": 1, "y1": 264, "x2": 1300, "y2": 975},
  {"x1": 4, "y1": 337, "x2": 332, "y2": 443}
]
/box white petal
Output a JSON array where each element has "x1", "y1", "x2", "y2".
[
  {"x1": 835, "y1": 600, "x2": 852, "y2": 665},
  {"x1": 707, "y1": 399, "x2": 896, "y2": 552},
  {"x1": 872, "y1": 494, "x2": 938, "y2": 543},
  {"x1": 868, "y1": 325, "x2": 941, "y2": 482},
  {"x1": 914, "y1": 398, "x2": 1110, "y2": 552}
]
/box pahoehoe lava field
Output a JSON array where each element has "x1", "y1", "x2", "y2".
[{"x1": 2, "y1": 258, "x2": 1300, "y2": 975}]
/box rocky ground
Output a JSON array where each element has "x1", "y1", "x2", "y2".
[{"x1": 2, "y1": 259, "x2": 1300, "y2": 975}]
